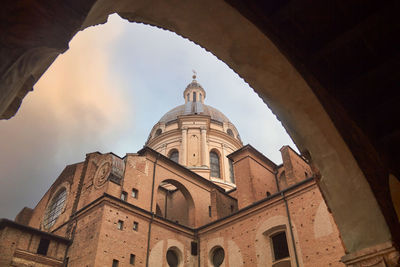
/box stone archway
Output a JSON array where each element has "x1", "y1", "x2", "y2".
[
  {"x1": 1, "y1": 0, "x2": 398, "y2": 262},
  {"x1": 156, "y1": 179, "x2": 195, "y2": 227}
]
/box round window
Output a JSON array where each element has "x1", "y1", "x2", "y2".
[
  {"x1": 166, "y1": 248, "x2": 179, "y2": 267},
  {"x1": 43, "y1": 188, "x2": 67, "y2": 229},
  {"x1": 211, "y1": 246, "x2": 225, "y2": 267}
]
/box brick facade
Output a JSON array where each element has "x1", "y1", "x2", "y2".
[
  {"x1": 1, "y1": 144, "x2": 346, "y2": 266},
  {"x1": 0, "y1": 79, "x2": 346, "y2": 266}
]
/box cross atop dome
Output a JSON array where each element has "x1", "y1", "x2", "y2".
[{"x1": 192, "y1": 69, "x2": 197, "y2": 80}]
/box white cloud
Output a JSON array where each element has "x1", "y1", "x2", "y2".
[{"x1": 0, "y1": 15, "x2": 296, "y2": 219}]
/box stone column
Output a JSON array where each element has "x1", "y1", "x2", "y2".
[
  {"x1": 201, "y1": 127, "x2": 207, "y2": 166},
  {"x1": 181, "y1": 127, "x2": 187, "y2": 165}
]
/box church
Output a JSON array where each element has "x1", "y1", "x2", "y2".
[{"x1": 0, "y1": 76, "x2": 345, "y2": 266}]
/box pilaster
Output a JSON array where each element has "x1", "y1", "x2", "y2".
[
  {"x1": 201, "y1": 127, "x2": 208, "y2": 167},
  {"x1": 181, "y1": 127, "x2": 187, "y2": 165}
]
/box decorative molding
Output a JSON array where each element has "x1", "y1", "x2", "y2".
[
  {"x1": 93, "y1": 159, "x2": 111, "y2": 189},
  {"x1": 341, "y1": 242, "x2": 399, "y2": 267}
]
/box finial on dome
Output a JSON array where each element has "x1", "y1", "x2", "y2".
[{"x1": 192, "y1": 69, "x2": 197, "y2": 80}]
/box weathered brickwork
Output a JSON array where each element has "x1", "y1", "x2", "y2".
[
  {"x1": 2, "y1": 143, "x2": 347, "y2": 266},
  {"x1": 1, "y1": 79, "x2": 348, "y2": 266},
  {"x1": 0, "y1": 219, "x2": 70, "y2": 266}
]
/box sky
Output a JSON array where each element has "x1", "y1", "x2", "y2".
[{"x1": 0, "y1": 14, "x2": 296, "y2": 220}]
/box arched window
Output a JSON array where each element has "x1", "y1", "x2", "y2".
[
  {"x1": 187, "y1": 93, "x2": 190, "y2": 101},
  {"x1": 155, "y1": 128, "x2": 162, "y2": 137},
  {"x1": 43, "y1": 188, "x2": 67, "y2": 229},
  {"x1": 227, "y1": 128, "x2": 234, "y2": 137},
  {"x1": 229, "y1": 159, "x2": 235, "y2": 183},
  {"x1": 193, "y1": 92, "x2": 197, "y2": 102},
  {"x1": 210, "y1": 151, "x2": 220, "y2": 178},
  {"x1": 169, "y1": 150, "x2": 179, "y2": 163},
  {"x1": 199, "y1": 93, "x2": 202, "y2": 101}
]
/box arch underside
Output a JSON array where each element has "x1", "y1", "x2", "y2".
[
  {"x1": 157, "y1": 179, "x2": 195, "y2": 227},
  {"x1": 1, "y1": 0, "x2": 399, "y2": 255}
]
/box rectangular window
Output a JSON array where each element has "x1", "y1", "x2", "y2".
[
  {"x1": 37, "y1": 237, "x2": 50, "y2": 255},
  {"x1": 132, "y1": 188, "x2": 138, "y2": 199},
  {"x1": 130, "y1": 254, "x2": 136, "y2": 265},
  {"x1": 112, "y1": 259, "x2": 119, "y2": 267},
  {"x1": 121, "y1": 191, "x2": 127, "y2": 201},
  {"x1": 117, "y1": 220, "x2": 124, "y2": 230},
  {"x1": 271, "y1": 231, "x2": 290, "y2": 261},
  {"x1": 133, "y1": 221, "x2": 139, "y2": 231},
  {"x1": 191, "y1": 241, "x2": 198, "y2": 256},
  {"x1": 208, "y1": 206, "x2": 212, "y2": 217}
]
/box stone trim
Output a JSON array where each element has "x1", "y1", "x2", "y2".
[{"x1": 340, "y1": 241, "x2": 399, "y2": 266}]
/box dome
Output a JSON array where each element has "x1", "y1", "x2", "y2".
[{"x1": 159, "y1": 102, "x2": 231, "y2": 124}]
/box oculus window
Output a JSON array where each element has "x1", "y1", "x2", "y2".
[
  {"x1": 155, "y1": 129, "x2": 162, "y2": 137},
  {"x1": 227, "y1": 128, "x2": 234, "y2": 137},
  {"x1": 166, "y1": 248, "x2": 179, "y2": 267},
  {"x1": 210, "y1": 246, "x2": 225, "y2": 267}
]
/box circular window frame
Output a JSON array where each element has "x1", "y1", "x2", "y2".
[
  {"x1": 42, "y1": 182, "x2": 70, "y2": 230},
  {"x1": 209, "y1": 245, "x2": 225, "y2": 267},
  {"x1": 166, "y1": 246, "x2": 183, "y2": 267},
  {"x1": 226, "y1": 128, "x2": 234, "y2": 137}
]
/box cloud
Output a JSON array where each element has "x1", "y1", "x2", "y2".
[
  {"x1": 0, "y1": 15, "x2": 129, "y2": 219},
  {"x1": 0, "y1": 15, "x2": 297, "y2": 219}
]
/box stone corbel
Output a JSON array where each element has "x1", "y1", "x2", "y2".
[{"x1": 340, "y1": 242, "x2": 399, "y2": 267}]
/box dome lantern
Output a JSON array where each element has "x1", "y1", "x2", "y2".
[{"x1": 183, "y1": 71, "x2": 206, "y2": 104}]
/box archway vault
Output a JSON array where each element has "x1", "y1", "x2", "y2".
[
  {"x1": 156, "y1": 178, "x2": 195, "y2": 227},
  {"x1": 1, "y1": 0, "x2": 399, "y2": 259}
]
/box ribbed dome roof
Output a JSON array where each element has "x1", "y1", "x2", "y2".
[{"x1": 159, "y1": 102, "x2": 230, "y2": 124}]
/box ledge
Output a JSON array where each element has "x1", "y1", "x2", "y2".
[{"x1": 0, "y1": 218, "x2": 71, "y2": 244}]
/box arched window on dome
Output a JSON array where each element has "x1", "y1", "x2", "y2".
[
  {"x1": 169, "y1": 150, "x2": 179, "y2": 163},
  {"x1": 227, "y1": 128, "x2": 234, "y2": 137},
  {"x1": 187, "y1": 93, "x2": 190, "y2": 102},
  {"x1": 229, "y1": 159, "x2": 235, "y2": 183},
  {"x1": 210, "y1": 151, "x2": 221, "y2": 178},
  {"x1": 155, "y1": 128, "x2": 162, "y2": 137},
  {"x1": 193, "y1": 92, "x2": 197, "y2": 102},
  {"x1": 199, "y1": 93, "x2": 202, "y2": 101}
]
